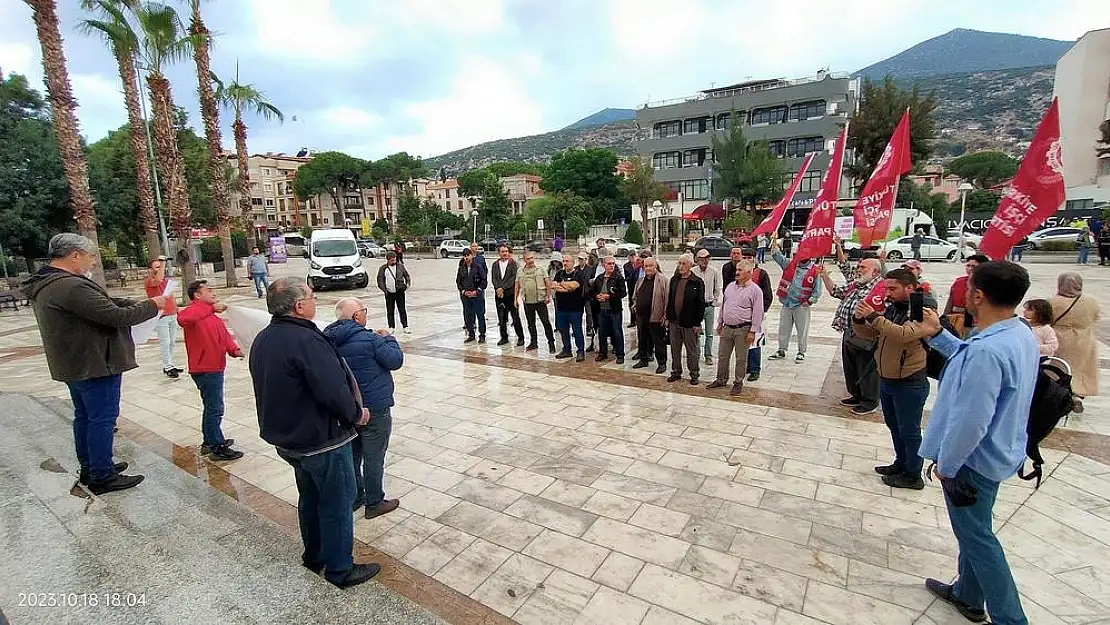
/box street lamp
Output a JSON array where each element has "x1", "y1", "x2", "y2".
[
  {"x1": 955, "y1": 182, "x2": 974, "y2": 261},
  {"x1": 470, "y1": 209, "x2": 479, "y2": 243},
  {"x1": 651, "y1": 200, "x2": 663, "y2": 251}
]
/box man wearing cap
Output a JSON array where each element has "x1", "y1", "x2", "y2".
[
  {"x1": 515, "y1": 250, "x2": 556, "y2": 353},
  {"x1": 901, "y1": 260, "x2": 938, "y2": 309},
  {"x1": 692, "y1": 249, "x2": 722, "y2": 366}
]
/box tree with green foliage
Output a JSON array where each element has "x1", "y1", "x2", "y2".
[
  {"x1": 394, "y1": 182, "x2": 424, "y2": 232},
  {"x1": 946, "y1": 151, "x2": 1019, "y2": 187},
  {"x1": 456, "y1": 168, "x2": 495, "y2": 199},
  {"x1": 723, "y1": 210, "x2": 755, "y2": 233},
  {"x1": 900, "y1": 179, "x2": 953, "y2": 238},
  {"x1": 711, "y1": 123, "x2": 785, "y2": 209},
  {"x1": 846, "y1": 76, "x2": 937, "y2": 181},
  {"x1": 621, "y1": 156, "x2": 668, "y2": 244},
  {"x1": 420, "y1": 199, "x2": 466, "y2": 235},
  {"x1": 294, "y1": 151, "x2": 366, "y2": 212},
  {"x1": 541, "y1": 148, "x2": 622, "y2": 223},
  {"x1": 485, "y1": 161, "x2": 546, "y2": 178},
  {"x1": 523, "y1": 192, "x2": 592, "y2": 232},
  {"x1": 957, "y1": 189, "x2": 1002, "y2": 214},
  {"x1": 565, "y1": 215, "x2": 588, "y2": 238},
  {"x1": 623, "y1": 221, "x2": 644, "y2": 245},
  {"x1": 478, "y1": 180, "x2": 512, "y2": 234},
  {"x1": 509, "y1": 216, "x2": 527, "y2": 239}
]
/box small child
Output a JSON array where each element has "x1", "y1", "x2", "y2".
[{"x1": 1023, "y1": 299, "x2": 1058, "y2": 357}]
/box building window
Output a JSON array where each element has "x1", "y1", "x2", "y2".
[
  {"x1": 250, "y1": 182, "x2": 260, "y2": 192},
  {"x1": 683, "y1": 117, "x2": 711, "y2": 134},
  {"x1": 715, "y1": 112, "x2": 731, "y2": 130},
  {"x1": 367, "y1": 196, "x2": 375, "y2": 205},
  {"x1": 799, "y1": 169, "x2": 823, "y2": 192},
  {"x1": 261, "y1": 168, "x2": 272, "y2": 178},
  {"x1": 678, "y1": 179, "x2": 709, "y2": 200},
  {"x1": 750, "y1": 105, "x2": 788, "y2": 125},
  {"x1": 251, "y1": 197, "x2": 263, "y2": 206},
  {"x1": 323, "y1": 218, "x2": 329, "y2": 225},
  {"x1": 263, "y1": 182, "x2": 273, "y2": 192},
  {"x1": 786, "y1": 136, "x2": 824, "y2": 158},
  {"x1": 265, "y1": 198, "x2": 275, "y2": 207},
  {"x1": 385, "y1": 198, "x2": 392, "y2": 207},
  {"x1": 1065, "y1": 199, "x2": 1094, "y2": 210},
  {"x1": 767, "y1": 140, "x2": 786, "y2": 158},
  {"x1": 682, "y1": 148, "x2": 708, "y2": 167},
  {"x1": 267, "y1": 214, "x2": 276, "y2": 222},
  {"x1": 457, "y1": 200, "x2": 463, "y2": 210},
  {"x1": 788, "y1": 100, "x2": 826, "y2": 121},
  {"x1": 344, "y1": 196, "x2": 361, "y2": 206},
  {"x1": 652, "y1": 120, "x2": 682, "y2": 138},
  {"x1": 652, "y1": 151, "x2": 680, "y2": 169}
]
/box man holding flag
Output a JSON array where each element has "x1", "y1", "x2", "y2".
[{"x1": 818, "y1": 256, "x2": 884, "y2": 415}]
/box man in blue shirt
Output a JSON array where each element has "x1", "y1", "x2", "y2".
[
  {"x1": 918, "y1": 260, "x2": 1037, "y2": 625},
  {"x1": 769, "y1": 237, "x2": 822, "y2": 364}
]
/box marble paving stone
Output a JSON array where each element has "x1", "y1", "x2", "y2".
[
  {"x1": 861, "y1": 513, "x2": 958, "y2": 557},
  {"x1": 505, "y1": 434, "x2": 573, "y2": 458},
  {"x1": 432, "y1": 537, "x2": 514, "y2": 595},
  {"x1": 593, "y1": 438, "x2": 668, "y2": 463},
  {"x1": 581, "y1": 490, "x2": 642, "y2": 521},
  {"x1": 641, "y1": 606, "x2": 703, "y2": 625},
  {"x1": 733, "y1": 466, "x2": 818, "y2": 499},
  {"x1": 504, "y1": 494, "x2": 600, "y2": 537},
  {"x1": 435, "y1": 501, "x2": 544, "y2": 551},
  {"x1": 698, "y1": 477, "x2": 765, "y2": 507},
  {"x1": 424, "y1": 448, "x2": 485, "y2": 474},
  {"x1": 572, "y1": 585, "x2": 650, "y2": 625},
  {"x1": 522, "y1": 529, "x2": 611, "y2": 579},
  {"x1": 743, "y1": 425, "x2": 831, "y2": 451},
  {"x1": 730, "y1": 530, "x2": 848, "y2": 586},
  {"x1": 386, "y1": 457, "x2": 466, "y2": 492},
  {"x1": 470, "y1": 553, "x2": 555, "y2": 618},
  {"x1": 543, "y1": 427, "x2": 607, "y2": 449},
  {"x1": 725, "y1": 447, "x2": 783, "y2": 472},
  {"x1": 667, "y1": 489, "x2": 727, "y2": 519},
  {"x1": 1026, "y1": 490, "x2": 1110, "y2": 549},
  {"x1": 774, "y1": 609, "x2": 830, "y2": 625},
  {"x1": 590, "y1": 551, "x2": 645, "y2": 593},
  {"x1": 885, "y1": 543, "x2": 955, "y2": 581},
  {"x1": 589, "y1": 472, "x2": 676, "y2": 506},
  {"x1": 512, "y1": 569, "x2": 598, "y2": 625},
  {"x1": 760, "y1": 491, "x2": 864, "y2": 532},
  {"x1": 400, "y1": 525, "x2": 476, "y2": 576},
  {"x1": 529, "y1": 459, "x2": 606, "y2": 487},
  {"x1": 826, "y1": 438, "x2": 882, "y2": 459},
  {"x1": 472, "y1": 443, "x2": 552, "y2": 469},
  {"x1": 1008, "y1": 507, "x2": 1110, "y2": 565},
  {"x1": 624, "y1": 460, "x2": 706, "y2": 492},
  {"x1": 1009, "y1": 556, "x2": 1110, "y2": 624},
  {"x1": 398, "y1": 485, "x2": 461, "y2": 519},
  {"x1": 997, "y1": 524, "x2": 1093, "y2": 574},
  {"x1": 802, "y1": 581, "x2": 918, "y2": 625},
  {"x1": 746, "y1": 438, "x2": 845, "y2": 468},
  {"x1": 582, "y1": 518, "x2": 692, "y2": 569},
  {"x1": 577, "y1": 421, "x2": 654, "y2": 444},
  {"x1": 780, "y1": 458, "x2": 893, "y2": 496},
  {"x1": 658, "y1": 450, "x2": 742, "y2": 480},
  {"x1": 816, "y1": 483, "x2": 939, "y2": 527},
  {"x1": 715, "y1": 501, "x2": 813, "y2": 546},
  {"x1": 445, "y1": 476, "x2": 524, "y2": 511},
  {"x1": 679, "y1": 544, "x2": 741, "y2": 586},
  {"x1": 354, "y1": 509, "x2": 411, "y2": 543},
  {"x1": 645, "y1": 433, "x2": 734, "y2": 459},
  {"x1": 491, "y1": 416, "x2": 554, "y2": 437},
  {"x1": 431, "y1": 431, "x2": 486, "y2": 454},
  {"x1": 538, "y1": 479, "x2": 596, "y2": 508},
  {"x1": 1054, "y1": 565, "x2": 1110, "y2": 606},
  {"x1": 679, "y1": 426, "x2": 754, "y2": 451},
  {"x1": 496, "y1": 467, "x2": 557, "y2": 494},
  {"x1": 462, "y1": 459, "x2": 513, "y2": 482},
  {"x1": 730, "y1": 559, "x2": 809, "y2": 612},
  {"x1": 628, "y1": 502, "x2": 691, "y2": 537},
  {"x1": 608, "y1": 415, "x2": 690, "y2": 436},
  {"x1": 562, "y1": 445, "x2": 636, "y2": 473},
  {"x1": 807, "y1": 524, "x2": 889, "y2": 568},
  {"x1": 628, "y1": 564, "x2": 779, "y2": 625},
  {"x1": 679, "y1": 517, "x2": 739, "y2": 553},
  {"x1": 371, "y1": 514, "x2": 443, "y2": 559},
  {"x1": 846, "y1": 559, "x2": 935, "y2": 612}
]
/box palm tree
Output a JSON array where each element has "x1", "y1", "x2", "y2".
[
  {"x1": 79, "y1": 0, "x2": 162, "y2": 260},
  {"x1": 186, "y1": 0, "x2": 235, "y2": 286},
  {"x1": 132, "y1": 1, "x2": 196, "y2": 285},
  {"x1": 24, "y1": 0, "x2": 105, "y2": 285},
  {"x1": 622, "y1": 156, "x2": 668, "y2": 249},
  {"x1": 213, "y1": 68, "x2": 283, "y2": 231}
]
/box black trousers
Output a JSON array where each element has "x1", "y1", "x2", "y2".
[
  {"x1": 496, "y1": 293, "x2": 524, "y2": 341},
  {"x1": 523, "y1": 302, "x2": 555, "y2": 347},
  {"x1": 841, "y1": 335, "x2": 879, "y2": 410},
  {"x1": 384, "y1": 291, "x2": 408, "y2": 329},
  {"x1": 636, "y1": 317, "x2": 667, "y2": 366},
  {"x1": 1099, "y1": 245, "x2": 1110, "y2": 264}
]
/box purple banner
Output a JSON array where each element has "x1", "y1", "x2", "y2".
[{"x1": 268, "y1": 237, "x2": 288, "y2": 264}]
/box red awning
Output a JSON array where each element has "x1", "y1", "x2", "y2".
[{"x1": 683, "y1": 203, "x2": 725, "y2": 221}]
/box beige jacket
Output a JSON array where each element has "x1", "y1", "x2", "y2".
[
  {"x1": 853, "y1": 313, "x2": 933, "y2": 380},
  {"x1": 634, "y1": 274, "x2": 669, "y2": 324},
  {"x1": 1049, "y1": 295, "x2": 1100, "y2": 396}
]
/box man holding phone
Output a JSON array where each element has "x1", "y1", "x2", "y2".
[{"x1": 852, "y1": 268, "x2": 934, "y2": 490}]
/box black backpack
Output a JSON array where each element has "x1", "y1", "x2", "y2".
[{"x1": 1018, "y1": 357, "x2": 1075, "y2": 487}]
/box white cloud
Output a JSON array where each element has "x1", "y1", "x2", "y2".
[
  {"x1": 70, "y1": 73, "x2": 127, "y2": 142},
  {"x1": 392, "y1": 0, "x2": 506, "y2": 34},
  {"x1": 247, "y1": 0, "x2": 378, "y2": 62},
  {"x1": 0, "y1": 42, "x2": 34, "y2": 78},
  {"x1": 320, "y1": 106, "x2": 381, "y2": 129}
]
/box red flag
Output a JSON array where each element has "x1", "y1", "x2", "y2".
[
  {"x1": 978, "y1": 99, "x2": 1065, "y2": 259},
  {"x1": 795, "y1": 124, "x2": 849, "y2": 260},
  {"x1": 854, "y1": 110, "x2": 913, "y2": 247},
  {"x1": 863, "y1": 279, "x2": 887, "y2": 314},
  {"x1": 751, "y1": 153, "x2": 816, "y2": 237}
]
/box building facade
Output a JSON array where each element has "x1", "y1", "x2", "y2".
[
  {"x1": 1053, "y1": 28, "x2": 1110, "y2": 209},
  {"x1": 426, "y1": 174, "x2": 545, "y2": 217}
]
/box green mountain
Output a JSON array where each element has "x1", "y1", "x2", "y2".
[{"x1": 562, "y1": 108, "x2": 636, "y2": 130}]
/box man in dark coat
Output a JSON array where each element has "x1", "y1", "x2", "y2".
[{"x1": 665, "y1": 253, "x2": 706, "y2": 384}]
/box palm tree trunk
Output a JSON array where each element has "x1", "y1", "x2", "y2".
[
  {"x1": 147, "y1": 72, "x2": 196, "y2": 287},
  {"x1": 26, "y1": 0, "x2": 105, "y2": 286},
  {"x1": 190, "y1": 9, "x2": 237, "y2": 287},
  {"x1": 115, "y1": 48, "x2": 161, "y2": 259},
  {"x1": 233, "y1": 115, "x2": 252, "y2": 227}
]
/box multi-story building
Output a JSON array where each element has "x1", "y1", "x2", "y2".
[
  {"x1": 907, "y1": 165, "x2": 963, "y2": 203},
  {"x1": 426, "y1": 179, "x2": 475, "y2": 217},
  {"x1": 632, "y1": 72, "x2": 859, "y2": 236},
  {"x1": 501, "y1": 174, "x2": 544, "y2": 215},
  {"x1": 1053, "y1": 27, "x2": 1110, "y2": 210},
  {"x1": 427, "y1": 175, "x2": 545, "y2": 217}
]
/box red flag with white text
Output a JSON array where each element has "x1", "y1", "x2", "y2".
[
  {"x1": 854, "y1": 110, "x2": 912, "y2": 247},
  {"x1": 863, "y1": 279, "x2": 887, "y2": 314},
  {"x1": 751, "y1": 153, "x2": 816, "y2": 237},
  {"x1": 794, "y1": 124, "x2": 849, "y2": 260},
  {"x1": 978, "y1": 99, "x2": 1065, "y2": 259}
]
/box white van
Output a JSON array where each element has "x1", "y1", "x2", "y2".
[{"x1": 307, "y1": 229, "x2": 368, "y2": 290}]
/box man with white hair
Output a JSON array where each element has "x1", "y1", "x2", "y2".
[
  {"x1": 692, "y1": 249, "x2": 722, "y2": 365},
  {"x1": 23, "y1": 233, "x2": 165, "y2": 494},
  {"x1": 706, "y1": 259, "x2": 763, "y2": 395},
  {"x1": 665, "y1": 253, "x2": 706, "y2": 384},
  {"x1": 818, "y1": 255, "x2": 884, "y2": 416},
  {"x1": 324, "y1": 298, "x2": 403, "y2": 520},
  {"x1": 250, "y1": 278, "x2": 380, "y2": 588}
]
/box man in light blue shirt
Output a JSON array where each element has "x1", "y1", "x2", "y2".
[
  {"x1": 918, "y1": 260, "x2": 1037, "y2": 625},
  {"x1": 769, "y1": 237, "x2": 822, "y2": 363}
]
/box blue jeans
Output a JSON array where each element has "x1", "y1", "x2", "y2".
[
  {"x1": 66, "y1": 374, "x2": 123, "y2": 482},
  {"x1": 1078, "y1": 246, "x2": 1090, "y2": 264},
  {"x1": 555, "y1": 309, "x2": 585, "y2": 356},
  {"x1": 461, "y1": 293, "x2": 487, "y2": 337},
  {"x1": 747, "y1": 345, "x2": 761, "y2": 374},
  {"x1": 756, "y1": 247, "x2": 766, "y2": 263},
  {"x1": 879, "y1": 377, "x2": 930, "y2": 477},
  {"x1": 596, "y1": 309, "x2": 625, "y2": 358},
  {"x1": 945, "y1": 466, "x2": 1028, "y2": 624},
  {"x1": 191, "y1": 372, "x2": 227, "y2": 448},
  {"x1": 278, "y1": 443, "x2": 356, "y2": 583},
  {"x1": 251, "y1": 273, "x2": 269, "y2": 297},
  {"x1": 352, "y1": 408, "x2": 392, "y2": 509}
]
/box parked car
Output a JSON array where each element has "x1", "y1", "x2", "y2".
[
  {"x1": 1025, "y1": 226, "x2": 1085, "y2": 249},
  {"x1": 589, "y1": 237, "x2": 641, "y2": 257},
  {"x1": 945, "y1": 228, "x2": 983, "y2": 249},
  {"x1": 880, "y1": 235, "x2": 962, "y2": 261},
  {"x1": 478, "y1": 237, "x2": 507, "y2": 252},
  {"x1": 357, "y1": 241, "x2": 385, "y2": 258},
  {"x1": 686, "y1": 236, "x2": 738, "y2": 259},
  {"x1": 524, "y1": 239, "x2": 553, "y2": 254},
  {"x1": 438, "y1": 239, "x2": 470, "y2": 258}
]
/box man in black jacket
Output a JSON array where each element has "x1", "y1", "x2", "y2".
[
  {"x1": 249, "y1": 277, "x2": 380, "y2": 589},
  {"x1": 590, "y1": 255, "x2": 628, "y2": 363},
  {"x1": 457, "y1": 248, "x2": 488, "y2": 343},
  {"x1": 665, "y1": 253, "x2": 706, "y2": 384},
  {"x1": 623, "y1": 253, "x2": 644, "y2": 329},
  {"x1": 491, "y1": 244, "x2": 525, "y2": 346}
]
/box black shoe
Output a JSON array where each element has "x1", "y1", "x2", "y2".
[
  {"x1": 839, "y1": 396, "x2": 861, "y2": 406},
  {"x1": 730, "y1": 383, "x2": 743, "y2": 396},
  {"x1": 555, "y1": 351, "x2": 572, "y2": 359},
  {"x1": 575, "y1": 355, "x2": 585, "y2": 362},
  {"x1": 200, "y1": 438, "x2": 236, "y2": 455},
  {"x1": 330, "y1": 563, "x2": 382, "y2": 589},
  {"x1": 689, "y1": 377, "x2": 699, "y2": 385},
  {"x1": 655, "y1": 365, "x2": 667, "y2": 374},
  {"x1": 208, "y1": 444, "x2": 244, "y2": 461},
  {"x1": 768, "y1": 350, "x2": 786, "y2": 360},
  {"x1": 746, "y1": 371, "x2": 760, "y2": 382},
  {"x1": 548, "y1": 343, "x2": 556, "y2": 354},
  {"x1": 873, "y1": 464, "x2": 901, "y2": 476},
  {"x1": 87, "y1": 473, "x2": 144, "y2": 495},
  {"x1": 478, "y1": 335, "x2": 486, "y2": 344},
  {"x1": 667, "y1": 374, "x2": 681, "y2": 382},
  {"x1": 615, "y1": 358, "x2": 624, "y2": 365},
  {"x1": 925, "y1": 578, "x2": 988, "y2": 622},
  {"x1": 516, "y1": 338, "x2": 526, "y2": 346},
  {"x1": 464, "y1": 335, "x2": 476, "y2": 344},
  {"x1": 303, "y1": 561, "x2": 323, "y2": 575},
  {"x1": 851, "y1": 405, "x2": 878, "y2": 416},
  {"x1": 585, "y1": 344, "x2": 595, "y2": 353},
  {"x1": 526, "y1": 343, "x2": 538, "y2": 351},
  {"x1": 497, "y1": 338, "x2": 510, "y2": 346},
  {"x1": 171, "y1": 367, "x2": 184, "y2": 374},
  {"x1": 78, "y1": 461, "x2": 129, "y2": 485},
  {"x1": 164, "y1": 368, "x2": 179, "y2": 379},
  {"x1": 882, "y1": 474, "x2": 925, "y2": 490},
  {"x1": 707, "y1": 380, "x2": 727, "y2": 389},
  {"x1": 633, "y1": 361, "x2": 649, "y2": 369},
  {"x1": 626, "y1": 323, "x2": 636, "y2": 328},
  {"x1": 595, "y1": 354, "x2": 608, "y2": 362}
]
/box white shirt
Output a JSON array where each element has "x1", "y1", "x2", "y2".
[
  {"x1": 692, "y1": 264, "x2": 722, "y2": 306},
  {"x1": 384, "y1": 265, "x2": 398, "y2": 293},
  {"x1": 497, "y1": 258, "x2": 511, "y2": 279}
]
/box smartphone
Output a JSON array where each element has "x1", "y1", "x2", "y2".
[{"x1": 909, "y1": 290, "x2": 925, "y2": 323}]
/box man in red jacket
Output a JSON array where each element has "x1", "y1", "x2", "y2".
[{"x1": 178, "y1": 280, "x2": 244, "y2": 461}]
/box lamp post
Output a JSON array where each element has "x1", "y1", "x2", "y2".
[
  {"x1": 470, "y1": 209, "x2": 479, "y2": 243},
  {"x1": 651, "y1": 200, "x2": 663, "y2": 251},
  {"x1": 955, "y1": 182, "x2": 974, "y2": 261}
]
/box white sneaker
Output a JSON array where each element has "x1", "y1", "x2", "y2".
[
  {"x1": 403, "y1": 327, "x2": 412, "y2": 334},
  {"x1": 388, "y1": 328, "x2": 395, "y2": 335}
]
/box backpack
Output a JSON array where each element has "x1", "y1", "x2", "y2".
[{"x1": 1018, "y1": 357, "x2": 1075, "y2": 487}]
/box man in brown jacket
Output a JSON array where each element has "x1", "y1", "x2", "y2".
[
  {"x1": 852, "y1": 268, "x2": 933, "y2": 490},
  {"x1": 632, "y1": 257, "x2": 669, "y2": 374},
  {"x1": 23, "y1": 234, "x2": 164, "y2": 494}
]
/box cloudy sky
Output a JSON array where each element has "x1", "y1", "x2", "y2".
[{"x1": 1, "y1": 0, "x2": 1104, "y2": 160}]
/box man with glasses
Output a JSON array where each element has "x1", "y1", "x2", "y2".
[{"x1": 250, "y1": 277, "x2": 380, "y2": 588}]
